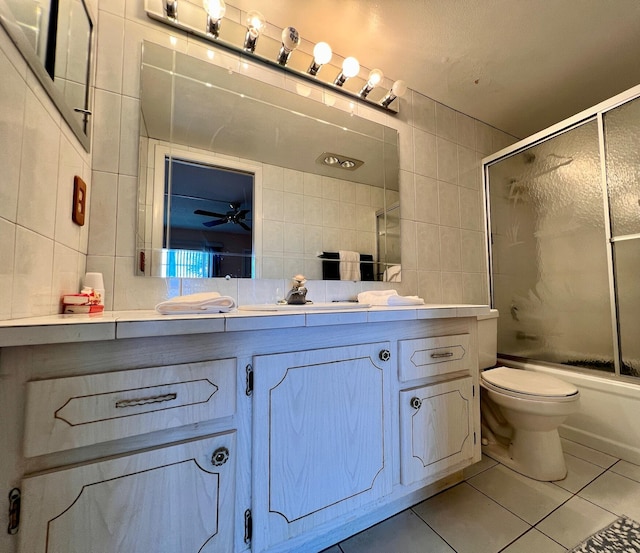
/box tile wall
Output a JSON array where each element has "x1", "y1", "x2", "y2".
[{"x1": 0, "y1": 0, "x2": 518, "y2": 319}]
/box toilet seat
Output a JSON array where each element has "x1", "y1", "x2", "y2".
[{"x1": 481, "y1": 367, "x2": 579, "y2": 402}]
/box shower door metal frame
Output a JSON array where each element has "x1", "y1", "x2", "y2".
[{"x1": 482, "y1": 83, "x2": 640, "y2": 378}]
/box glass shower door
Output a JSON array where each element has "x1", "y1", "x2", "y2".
[
  {"x1": 604, "y1": 95, "x2": 640, "y2": 377},
  {"x1": 487, "y1": 119, "x2": 615, "y2": 371}
]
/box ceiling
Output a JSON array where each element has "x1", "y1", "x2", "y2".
[{"x1": 229, "y1": 0, "x2": 640, "y2": 139}]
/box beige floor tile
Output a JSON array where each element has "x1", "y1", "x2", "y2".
[
  {"x1": 501, "y1": 528, "x2": 567, "y2": 553},
  {"x1": 578, "y1": 471, "x2": 640, "y2": 521},
  {"x1": 412, "y1": 482, "x2": 530, "y2": 553},
  {"x1": 560, "y1": 439, "x2": 618, "y2": 468},
  {"x1": 610, "y1": 459, "x2": 640, "y2": 484},
  {"x1": 536, "y1": 496, "x2": 618, "y2": 549},
  {"x1": 340, "y1": 510, "x2": 454, "y2": 553},
  {"x1": 469, "y1": 464, "x2": 572, "y2": 524},
  {"x1": 463, "y1": 454, "x2": 498, "y2": 480},
  {"x1": 552, "y1": 453, "x2": 606, "y2": 493}
]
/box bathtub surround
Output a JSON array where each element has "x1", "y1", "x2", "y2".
[{"x1": 0, "y1": 0, "x2": 515, "y2": 320}]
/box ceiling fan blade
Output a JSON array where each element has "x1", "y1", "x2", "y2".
[
  {"x1": 238, "y1": 209, "x2": 250, "y2": 218},
  {"x1": 194, "y1": 209, "x2": 226, "y2": 218},
  {"x1": 203, "y1": 219, "x2": 228, "y2": 227},
  {"x1": 239, "y1": 222, "x2": 251, "y2": 231}
]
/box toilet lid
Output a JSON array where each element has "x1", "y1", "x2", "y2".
[{"x1": 482, "y1": 367, "x2": 578, "y2": 397}]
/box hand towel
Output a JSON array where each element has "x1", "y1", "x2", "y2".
[
  {"x1": 357, "y1": 290, "x2": 425, "y2": 306},
  {"x1": 155, "y1": 292, "x2": 237, "y2": 314},
  {"x1": 339, "y1": 250, "x2": 361, "y2": 281}
]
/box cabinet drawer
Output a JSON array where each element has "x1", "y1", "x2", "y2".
[
  {"x1": 24, "y1": 358, "x2": 236, "y2": 457},
  {"x1": 398, "y1": 334, "x2": 470, "y2": 382}
]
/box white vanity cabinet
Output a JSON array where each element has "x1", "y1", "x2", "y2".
[
  {"x1": 251, "y1": 342, "x2": 393, "y2": 553},
  {"x1": 0, "y1": 307, "x2": 486, "y2": 553}
]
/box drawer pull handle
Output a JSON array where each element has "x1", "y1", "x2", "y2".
[
  {"x1": 410, "y1": 397, "x2": 422, "y2": 410},
  {"x1": 115, "y1": 393, "x2": 177, "y2": 408},
  {"x1": 379, "y1": 349, "x2": 391, "y2": 362},
  {"x1": 431, "y1": 351, "x2": 454, "y2": 359}
]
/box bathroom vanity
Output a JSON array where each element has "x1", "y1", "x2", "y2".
[{"x1": 0, "y1": 304, "x2": 486, "y2": 553}]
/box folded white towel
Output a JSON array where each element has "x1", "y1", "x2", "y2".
[
  {"x1": 155, "y1": 292, "x2": 237, "y2": 314},
  {"x1": 357, "y1": 290, "x2": 425, "y2": 306},
  {"x1": 339, "y1": 250, "x2": 361, "y2": 281}
]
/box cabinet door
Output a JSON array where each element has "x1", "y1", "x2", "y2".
[
  {"x1": 252, "y1": 343, "x2": 392, "y2": 552},
  {"x1": 400, "y1": 377, "x2": 474, "y2": 485},
  {"x1": 18, "y1": 432, "x2": 236, "y2": 553}
]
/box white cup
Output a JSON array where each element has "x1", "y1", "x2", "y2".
[{"x1": 84, "y1": 272, "x2": 105, "y2": 305}]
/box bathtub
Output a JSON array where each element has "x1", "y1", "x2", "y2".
[{"x1": 498, "y1": 357, "x2": 640, "y2": 465}]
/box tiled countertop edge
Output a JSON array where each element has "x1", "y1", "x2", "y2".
[{"x1": 0, "y1": 305, "x2": 490, "y2": 347}]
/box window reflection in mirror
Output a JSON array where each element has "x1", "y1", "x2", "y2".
[
  {"x1": 1, "y1": 0, "x2": 93, "y2": 148},
  {"x1": 138, "y1": 41, "x2": 400, "y2": 281},
  {"x1": 162, "y1": 156, "x2": 254, "y2": 279}
]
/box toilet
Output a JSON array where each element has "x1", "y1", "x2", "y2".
[{"x1": 477, "y1": 310, "x2": 580, "y2": 481}]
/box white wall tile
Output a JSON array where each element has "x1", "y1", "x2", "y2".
[
  {"x1": 12, "y1": 227, "x2": 54, "y2": 318},
  {"x1": 119, "y1": 95, "x2": 140, "y2": 176},
  {"x1": 416, "y1": 222, "x2": 441, "y2": 271},
  {"x1": 0, "y1": 219, "x2": 16, "y2": 320},
  {"x1": 92, "y1": 89, "x2": 122, "y2": 173},
  {"x1": 442, "y1": 271, "x2": 463, "y2": 302},
  {"x1": 415, "y1": 174, "x2": 439, "y2": 224},
  {"x1": 437, "y1": 137, "x2": 458, "y2": 184},
  {"x1": 95, "y1": 10, "x2": 125, "y2": 93},
  {"x1": 438, "y1": 181, "x2": 461, "y2": 228},
  {"x1": 413, "y1": 128, "x2": 437, "y2": 178},
  {"x1": 18, "y1": 88, "x2": 60, "y2": 239},
  {"x1": 88, "y1": 171, "x2": 118, "y2": 256},
  {"x1": 460, "y1": 187, "x2": 484, "y2": 231},
  {"x1": 436, "y1": 103, "x2": 457, "y2": 142},
  {"x1": 412, "y1": 92, "x2": 436, "y2": 134},
  {"x1": 55, "y1": 134, "x2": 85, "y2": 250},
  {"x1": 116, "y1": 175, "x2": 137, "y2": 257},
  {"x1": 439, "y1": 226, "x2": 462, "y2": 272},
  {"x1": 0, "y1": 46, "x2": 26, "y2": 223}
]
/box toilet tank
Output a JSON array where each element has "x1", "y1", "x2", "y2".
[{"x1": 477, "y1": 309, "x2": 499, "y2": 369}]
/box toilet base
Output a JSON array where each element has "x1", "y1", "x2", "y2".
[{"x1": 481, "y1": 429, "x2": 568, "y2": 482}]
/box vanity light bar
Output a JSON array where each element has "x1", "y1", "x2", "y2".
[{"x1": 152, "y1": 1, "x2": 404, "y2": 112}]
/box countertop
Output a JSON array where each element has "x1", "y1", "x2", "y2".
[{"x1": 0, "y1": 304, "x2": 490, "y2": 347}]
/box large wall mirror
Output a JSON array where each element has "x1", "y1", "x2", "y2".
[
  {"x1": 0, "y1": 0, "x2": 93, "y2": 150},
  {"x1": 137, "y1": 41, "x2": 401, "y2": 281}
]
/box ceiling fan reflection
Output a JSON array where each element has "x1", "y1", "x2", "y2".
[{"x1": 194, "y1": 202, "x2": 251, "y2": 231}]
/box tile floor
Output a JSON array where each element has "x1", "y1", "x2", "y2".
[{"x1": 321, "y1": 439, "x2": 640, "y2": 553}]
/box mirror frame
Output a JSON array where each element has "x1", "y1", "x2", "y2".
[{"x1": 0, "y1": 0, "x2": 93, "y2": 151}]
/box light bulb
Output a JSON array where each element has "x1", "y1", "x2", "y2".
[
  {"x1": 276, "y1": 26, "x2": 300, "y2": 65},
  {"x1": 380, "y1": 79, "x2": 408, "y2": 108},
  {"x1": 308, "y1": 42, "x2": 332, "y2": 76},
  {"x1": 203, "y1": 0, "x2": 225, "y2": 19},
  {"x1": 334, "y1": 56, "x2": 360, "y2": 87},
  {"x1": 367, "y1": 69, "x2": 384, "y2": 87},
  {"x1": 391, "y1": 79, "x2": 407, "y2": 97},
  {"x1": 203, "y1": 0, "x2": 225, "y2": 37},
  {"x1": 359, "y1": 68, "x2": 384, "y2": 98},
  {"x1": 313, "y1": 42, "x2": 332, "y2": 65},
  {"x1": 342, "y1": 57, "x2": 360, "y2": 78},
  {"x1": 246, "y1": 10, "x2": 265, "y2": 36},
  {"x1": 243, "y1": 10, "x2": 265, "y2": 52}
]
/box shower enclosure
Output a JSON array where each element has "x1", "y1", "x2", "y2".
[{"x1": 484, "y1": 85, "x2": 640, "y2": 379}]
